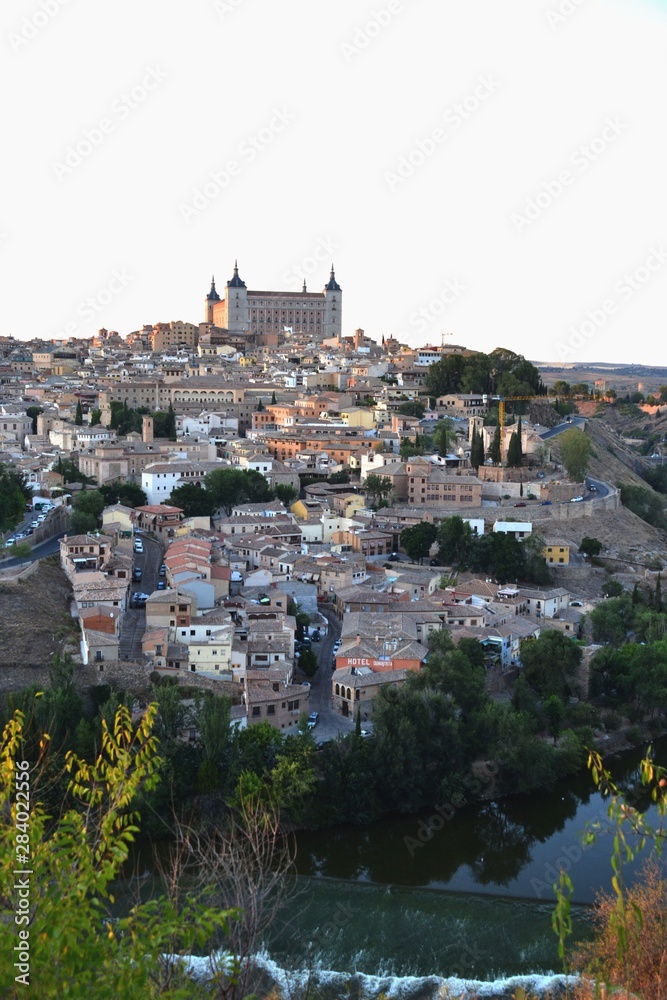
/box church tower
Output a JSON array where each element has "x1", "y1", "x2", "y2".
[
  {"x1": 322, "y1": 264, "x2": 342, "y2": 341},
  {"x1": 225, "y1": 260, "x2": 249, "y2": 333},
  {"x1": 204, "y1": 275, "x2": 221, "y2": 323}
]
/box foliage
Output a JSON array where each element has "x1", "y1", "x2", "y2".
[
  {"x1": 168, "y1": 482, "x2": 217, "y2": 518},
  {"x1": 400, "y1": 521, "x2": 437, "y2": 563},
  {"x1": 274, "y1": 483, "x2": 298, "y2": 505},
  {"x1": 521, "y1": 631, "x2": 583, "y2": 700},
  {"x1": 489, "y1": 423, "x2": 501, "y2": 464},
  {"x1": 298, "y1": 647, "x2": 318, "y2": 678},
  {"x1": 589, "y1": 594, "x2": 634, "y2": 646},
  {"x1": 204, "y1": 467, "x2": 274, "y2": 515},
  {"x1": 620, "y1": 484, "x2": 667, "y2": 530},
  {"x1": 75, "y1": 399, "x2": 83, "y2": 425},
  {"x1": 0, "y1": 462, "x2": 32, "y2": 532},
  {"x1": 506, "y1": 430, "x2": 522, "y2": 468},
  {"x1": 580, "y1": 536, "x2": 602, "y2": 558},
  {"x1": 470, "y1": 426, "x2": 485, "y2": 469},
  {"x1": 426, "y1": 346, "x2": 541, "y2": 399},
  {"x1": 327, "y1": 470, "x2": 350, "y2": 484},
  {"x1": 26, "y1": 405, "x2": 43, "y2": 434},
  {"x1": 558, "y1": 428, "x2": 592, "y2": 482},
  {"x1": 396, "y1": 401, "x2": 425, "y2": 419},
  {"x1": 89, "y1": 408, "x2": 102, "y2": 426},
  {"x1": 364, "y1": 474, "x2": 393, "y2": 508},
  {"x1": 98, "y1": 482, "x2": 148, "y2": 509},
  {"x1": 9, "y1": 540, "x2": 32, "y2": 564},
  {"x1": 553, "y1": 750, "x2": 666, "y2": 996},
  {"x1": 0, "y1": 705, "x2": 234, "y2": 998}
]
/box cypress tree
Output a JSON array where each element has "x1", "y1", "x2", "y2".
[
  {"x1": 75, "y1": 400, "x2": 83, "y2": 426},
  {"x1": 490, "y1": 424, "x2": 501, "y2": 464}
]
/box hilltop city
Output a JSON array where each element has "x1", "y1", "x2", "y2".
[{"x1": 0, "y1": 260, "x2": 666, "y2": 746}]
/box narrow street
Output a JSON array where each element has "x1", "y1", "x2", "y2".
[
  {"x1": 305, "y1": 606, "x2": 359, "y2": 742},
  {"x1": 118, "y1": 532, "x2": 162, "y2": 662}
]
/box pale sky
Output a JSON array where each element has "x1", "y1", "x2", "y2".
[{"x1": 2, "y1": 0, "x2": 666, "y2": 365}]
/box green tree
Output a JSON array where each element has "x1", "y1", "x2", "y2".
[
  {"x1": 602, "y1": 578, "x2": 624, "y2": 598},
  {"x1": 543, "y1": 694, "x2": 565, "y2": 742},
  {"x1": 328, "y1": 469, "x2": 351, "y2": 484},
  {"x1": 520, "y1": 630, "x2": 583, "y2": 700},
  {"x1": 470, "y1": 426, "x2": 484, "y2": 470},
  {"x1": 256, "y1": 398, "x2": 265, "y2": 411},
  {"x1": 434, "y1": 419, "x2": 453, "y2": 457},
  {"x1": 364, "y1": 474, "x2": 393, "y2": 508},
  {"x1": 298, "y1": 647, "x2": 319, "y2": 678},
  {"x1": 0, "y1": 463, "x2": 32, "y2": 531},
  {"x1": 397, "y1": 401, "x2": 425, "y2": 419},
  {"x1": 438, "y1": 515, "x2": 474, "y2": 568},
  {"x1": 507, "y1": 430, "x2": 522, "y2": 468},
  {"x1": 89, "y1": 408, "x2": 102, "y2": 426},
  {"x1": 204, "y1": 467, "x2": 273, "y2": 514},
  {"x1": 589, "y1": 594, "x2": 633, "y2": 646},
  {"x1": 271, "y1": 391, "x2": 277, "y2": 405},
  {"x1": 26, "y1": 405, "x2": 43, "y2": 434},
  {"x1": 10, "y1": 540, "x2": 32, "y2": 564},
  {"x1": 168, "y1": 482, "x2": 217, "y2": 518},
  {"x1": 558, "y1": 428, "x2": 592, "y2": 482},
  {"x1": 75, "y1": 400, "x2": 83, "y2": 425},
  {"x1": 489, "y1": 423, "x2": 502, "y2": 464},
  {"x1": 274, "y1": 483, "x2": 298, "y2": 506},
  {"x1": 72, "y1": 489, "x2": 105, "y2": 521},
  {"x1": 580, "y1": 537, "x2": 602, "y2": 558},
  {"x1": 400, "y1": 521, "x2": 438, "y2": 563},
  {"x1": 0, "y1": 705, "x2": 235, "y2": 998},
  {"x1": 98, "y1": 482, "x2": 148, "y2": 508}
]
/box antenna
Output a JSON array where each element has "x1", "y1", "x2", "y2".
[{"x1": 441, "y1": 331, "x2": 454, "y2": 347}]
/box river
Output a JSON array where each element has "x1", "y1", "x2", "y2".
[{"x1": 124, "y1": 737, "x2": 667, "y2": 993}]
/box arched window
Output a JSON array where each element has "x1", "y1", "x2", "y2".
[{"x1": 335, "y1": 684, "x2": 340, "y2": 696}]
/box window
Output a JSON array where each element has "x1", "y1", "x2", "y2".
[
  {"x1": 267, "y1": 705, "x2": 275, "y2": 715},
  {"x1": 251, "y1": 706, "x2": 261, "y2": 717}
]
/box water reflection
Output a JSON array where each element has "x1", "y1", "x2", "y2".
[{"x1": 295, "y1": 737, "x2": 667, "y2": 903}]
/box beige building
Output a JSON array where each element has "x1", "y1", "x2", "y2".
[
  {"x1": 243, "y1": 671, "x2": 310, "y2": 732},
  {"x1": 406, "y1": 459, "x2": 482, "y2": 507},
  {"x1": 205, "y1": 263, "x2": 342, "y2": 341}
]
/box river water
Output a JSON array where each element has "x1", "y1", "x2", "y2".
[
  {"x1": 125, "y1": 737, "x2": 667, "y2": 994},
  {"x1": 265, "y1": 737, "x2": 667, "y2": 985}
]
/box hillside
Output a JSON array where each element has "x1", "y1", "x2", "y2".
[{"x1": 0, "y1": 559, "x2": 78, "y2": 666}]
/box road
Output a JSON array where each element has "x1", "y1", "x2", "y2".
[
  {"x1": 539, "y1": 416, "x2": 587, "y2": 440},
  {"x1": 305, "y1": 607, "x2": 361, "y2": 742},
  {"x1": 119, "y1": 532, "x2": 163, "y2": 662},
  {"x1": 0, "y1": 531, "x2": 66, "y2": 569}
]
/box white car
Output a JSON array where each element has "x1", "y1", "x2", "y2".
[{"x1": 134, "y1": 540, "x2": 144, "y2": 553}]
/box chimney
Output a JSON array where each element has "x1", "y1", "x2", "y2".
[{"x1": 142, "y1": 415, "x2": 154, "y2": 444}]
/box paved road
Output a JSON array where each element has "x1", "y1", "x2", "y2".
[
  {"x1": 118, "y1": 532, "x2": 163, "y2": 662},
  {"x1": 0, "y1": 531, "x2": 66, "y2": 569},
  {"x1": 305, "y1": 607, "x2": 360, "y2": 743},
  {"x1": 539, "y1": 417, "x2": 586, "y2": 440}
]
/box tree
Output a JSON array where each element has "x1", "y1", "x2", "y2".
[
  {"x1": 558, "y1": 428, "x2": 592, "y2": 482},
  {"x1": 298, "y1": 647, "x2": 318, "y2": 678},
  {"x1": 0, "y1": 705, "x2": 235, "y2": 998},
  {"x1": 26, "y1": 405, "x2": 43, "y2": 434},
  {"x1": 364, "y1": 474, "x2": 393, "y2": 508},
  {"x1": 543, "y1": 694, "x2": 565, "y2": 742},
  {"x1": 72, "y1": 489, "x2": 105, "y2": 521},
  {"x1": 438, "y1": 515, "x2": 474, "y2": 567},
  {"x1": 506, "y1": 430, "x2": 522, "y2": 468},
  {"x1": 271, "y1": 391, "x2": 277, "y2": 405},
  {"x1": 0, "y1": 463, "x2": 32, "y2": 531},
  {"x1": 602, "y1": 578, "x2": 624, "y2": 598},
  {"x1": 98, "y1": 482, "x2": 147, "y2": 509},
  {"x1": 327, "y1": 469, "x2": 350, "y2": 484},
  {"x1": 434, "y1": 420, "x2": 453, "y2": 457},
  {"x1": 256, "y1": 398, "x2": 265, "y2": 411},
  {"x1": 400, "y1": 521, "x2": 437, "y2": 563},
  {"x1": 89, "y1": 408, "x2": 102, "y2": 426},
  {"x1": 589, "y1": 594, "x2": 633, "y2": 645},
  {"x1": 489, "y1": 424, "x2": 502, "y2": 465},
  {"x1": 520, "y1": 630, "x2": 582, "y2": 700},
  {"x1": 10, "y1": 540, "x2": 32, "y2": 564},
  {"x1": 205, "y1": 467, "x2": 273, "y2": 514},
  {"x1": 580, "y1": 537, "x2": 602, "y2": 558},
  {"x1": 168, "y1": 482, "x2": 217, "y2": 518},
  {"x1": 397, "y1": 401, "x2": 425, "y2": 419},
  {"x1": 75, "y1": 400, "x2": 83, "y2": 425},
  {"x1": 274, "y1": 483, "x2": 298, "y2": 506},
  {"x1": 470, "y1": 426, "x2": 484, "y2": 470}
]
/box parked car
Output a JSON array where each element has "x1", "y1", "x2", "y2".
[
  {"x1": 132, "y1": 568, "x2": 143, "y2": 582},
  {"x1": 541, "y1": 500, "x2": 553, "y2": 506},
  {"x1": 307, "y1": 712, "x2": 319, "y2": 729},
  {"x1": 157, "y1": 581, "x2": 166, "y2": 590},
  {"x1": 31, "y1": 520, "x2": 40, "y2": 528},
  {"x1": 570, "y1": 496, "x2": 584, "y2": 502},
  {"x1": 514, "y1": 502, "x2": 527, "y2": 507},
  {"x1": 134, "y1": 540, "x2": 144, "y2": 553},
  {"x1": 159, "y1": 564, "x2": 166, "y2": 576},
  {"x1": 132, "y1": 592, "x2": 149, "y2": 606}
]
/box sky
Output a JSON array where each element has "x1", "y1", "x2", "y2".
[{"x1": 2, "y1": 0, "x2": 667, "y2": 366}]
